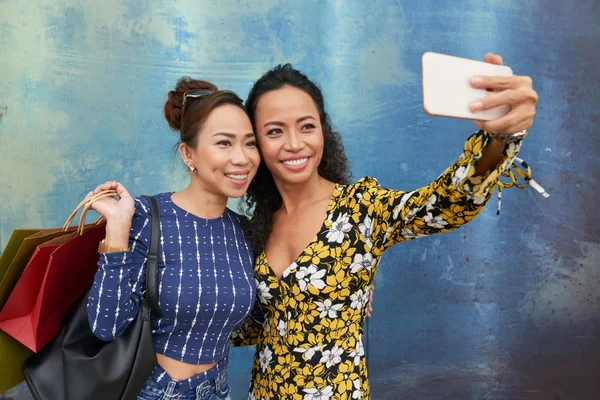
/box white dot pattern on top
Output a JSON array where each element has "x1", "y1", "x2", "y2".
[{"x1": 87, "y1": 193, "x2": 256, "y2": 364}]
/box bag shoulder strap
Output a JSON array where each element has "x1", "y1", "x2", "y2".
[{"x1": 144, "y1": 195, "x2": 162, "y2": 318}]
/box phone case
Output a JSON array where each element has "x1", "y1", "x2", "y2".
[{"x1": 422, "y1": 52, "x2": 513, "y2": 121}]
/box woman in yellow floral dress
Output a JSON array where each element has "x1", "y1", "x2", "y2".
[{"x1": 233, "y1": 53, "x2": 538, "y2": 399}]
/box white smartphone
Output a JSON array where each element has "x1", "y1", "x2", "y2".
[{"x1": 422, "y1": 52, "x2": 513, "y2": 121}]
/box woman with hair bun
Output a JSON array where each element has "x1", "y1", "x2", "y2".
[{"x1": 85, "y1": 77, "x2": 260, "y2": 399}]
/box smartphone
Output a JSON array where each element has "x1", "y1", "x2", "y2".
[{"x1": 422, "y1": 52, "x2": 513, "y2": 121}]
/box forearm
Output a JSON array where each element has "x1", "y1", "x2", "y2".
[
  {"x1": 88, "y1": 252, "x2": 142, "y2": 341},
  {"x1": 103, "y1": 218, "x2": 132, "y2": 249},
  {"x1": 474, "y1": 137, "x2": 505, "y2": 176}
]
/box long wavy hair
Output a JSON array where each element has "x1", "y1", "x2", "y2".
[{"x1": 243, "y1": 64, "x2": 352, "y2": 254}]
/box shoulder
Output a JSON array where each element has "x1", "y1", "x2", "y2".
[
  {"x1": 338, "y1": 176, "x2": 382, "y2": 197},
  {"x1": 132, "y1": 196, "x2": 151, "y2": 215},
  {"x1": 130, "y1": 193, "x2": 173, "y2": 225},
  {"x1": 331, "y1": 177, "x2": 393, "y2": 216},
  {"x1": 353, "y1": 176, "x2": 381, "y2": 188}
]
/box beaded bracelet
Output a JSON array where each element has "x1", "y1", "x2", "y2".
[{"x1": 488, "y1": 129, "x2": 527, "y2": 144}]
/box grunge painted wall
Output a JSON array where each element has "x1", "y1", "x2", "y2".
[{"x1": 1, "y1": 0, "x2": 598, "y2": 399}]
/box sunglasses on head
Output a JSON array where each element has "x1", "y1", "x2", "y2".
[{"x1": 182, "y1": 89, "x2": 215, "y2": 107}]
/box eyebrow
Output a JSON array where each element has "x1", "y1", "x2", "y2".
[
  {"x1": 263, "y1": 115, "x2": 316, "y2": 128},
  {"x1": 212, "y1": 132, "x2": 255, "y2": 138}
]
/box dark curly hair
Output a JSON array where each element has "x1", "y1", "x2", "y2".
[{"x1": 243, "y1": 64, "x2": 352, "y2": 254}]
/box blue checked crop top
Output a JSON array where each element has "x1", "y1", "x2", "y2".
[{"x1": 87, "y1": 193, "x2": 256, "y2": 364}]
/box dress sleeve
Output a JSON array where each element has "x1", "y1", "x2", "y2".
[
  {"x1": 348, "y1": 130, "x2": 527, "y2": 253},
  {"x1": 87, "y1": 197, "x2": 152, "y2": 341}
]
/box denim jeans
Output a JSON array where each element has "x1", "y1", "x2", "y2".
[{"x1": 137, "y1": 362, "x2": 230, "y2": 400}]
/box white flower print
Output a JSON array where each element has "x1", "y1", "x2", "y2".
[
  {"x1": 453, "y1": 165, "x2": 469, "y2": 189},
  {"x1": 352, "y1": 379, "x2": 361, "y2": 399},
  {"x1": 282, "y1": 261, "x2": 298, "y2": 278},
  {"x1": 350, "y1": 252, "x2": 375, "y2": 273},
  {"x1": 467, "y1": 193, "x2": 487, "y2": 205},
  {"x1": 314, "y1": 299, "x2": 344, "y2": 318},
  {"x1": 277, "y1": 319, "x2": 287, "y2": 337},
  {"x1": 350, "y1": 291, "x2": 363, "y2": 310},
  {"x1": 350, "y1": 289, "x2": 369, "y2": 310},
  {"x1": 506, "y1": 140, "x2": 521, "y2": 155},
  {"x1": 231, "y1": 329, "x2": 244, "y2": 340},
  {"x1": 362, "y1": 290, "x2": 370, "y2": 307},
  {"x1": 326, "y1": 213, "x2": 352, "y2": 243},
  {"x1": 319, "y1": 346, "x2": 344, "y2": 368},
  {"x1": 259, "y1": 346, "x2": 273, "y2": 372},
  {"x1": 349, "y1": 336, "x2": 365, "y2": 366},
  {"x1": 303, "y1": 386, "x2": 334, "y2": 400},
  {"x1": 393, "y1": 191, "x2": 412, "y2": 220},
  {"x1": 296, "y1": 265, "x2": 327, "y2": 291},
  {"x1": 256, "y1": 280, "x2": 273, "y2": 304},
  {"x1": 358, "y1": 215, "x2": 373, "y2": 240},
  {"x1": 400, "y1": 227, "x2": 426, "y2": 240},
  {"x1": 423, "y1": 212, "x2": 448, "y2": 229},
  {"x1": 424, "y1": 194, "x2": 437, "y2": 211},
  {"x1": 294, "y1": 345, "x2": 325, "y2": 361}
]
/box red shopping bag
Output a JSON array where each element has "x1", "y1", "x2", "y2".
[
  {"x1": 0, "y1": 227, "x2": 78, "y2": 307},
  {"x1": 0, "y1": 191, "x2": 116, "y2": 352}
]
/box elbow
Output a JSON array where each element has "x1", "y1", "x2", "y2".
[
  {"x1": 87, "y1": 309, "x2": 118, "y2": 342},
  {"x1": 94, "y1": 331, "x2": 117, "y2": 342},
  {"x1": 87, "y1": 318, "x2": 117, "y2": 342}
]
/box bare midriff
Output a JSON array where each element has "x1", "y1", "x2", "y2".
[{"x1": 156, "y1": 354, "x2": 219, "y2": 380}]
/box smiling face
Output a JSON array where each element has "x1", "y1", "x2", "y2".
[
  {"x1": 253, "y1": 85, "x2": 324, "y2": 186},
  {"x1": 181, "y1": 104, "x2": 260, "y2": 198}
]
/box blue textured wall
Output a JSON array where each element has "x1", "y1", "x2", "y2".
[{"x1": 1, "y1": 1, "x2": 598, "y2": 399}]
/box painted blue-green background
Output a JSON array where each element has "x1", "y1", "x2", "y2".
[{"x1": 1, "y1": 0, "x2": 598, "y2": 399}]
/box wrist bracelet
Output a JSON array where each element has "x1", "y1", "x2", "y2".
[
  {"x1": 488, "y1": 130, "x2": 527, "y2": 144},
  {"x1": 98, "y1": 239, "x2": 130, "y2": 253}
]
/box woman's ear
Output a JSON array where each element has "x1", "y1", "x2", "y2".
[
  {"x1": 179, "y1": 142, "x2": 196, "y2": 172},
  {"x1": 179, "y1": 142, "x2": 193, "y2": 164}
]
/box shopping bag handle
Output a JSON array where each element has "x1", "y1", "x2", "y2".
[
  {"x1": 77, "y1": 193, "x2": 119, "y2": 235},
  {"x1": 62, "y1": 190, "x2": 118, "y2": 234},
  {"x1": 77, "y1": 191, "x2": 120, "y2": 235}
]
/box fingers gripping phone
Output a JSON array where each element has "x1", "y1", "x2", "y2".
[{"x1": 422, "y1": 52, "x2": 513, "y2": 121}]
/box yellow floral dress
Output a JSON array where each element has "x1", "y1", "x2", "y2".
[{"x1": 233, "y1": 131, "x2": 528, "y2": 399}]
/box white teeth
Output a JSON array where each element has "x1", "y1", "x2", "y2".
[
  {"x1": 225, "y1": 174, "x2": 248, "y2": 180},
  {"x1": 282, "y1": 158, "x2": 308, "y2": 166}
]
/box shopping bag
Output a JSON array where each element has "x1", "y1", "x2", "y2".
[
  {"x1": 0, "y1": 230, "x2": 38, "y2": 281},
  {"x1": 0, "y1": 227, "x2": 77, "y2": 307},
  {"x1": 0, "y1": 331, "x2": 32, "y2": 393},
  {"x1": 0, "y1": 191, "x2": 115, "y2": 352},
  {"x1": 0, "y1": 227, "x2": 78, "y2": 392}
]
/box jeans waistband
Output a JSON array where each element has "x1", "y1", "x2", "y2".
[{"x1": 151, "y1": 356, "x2": 228, "y2": 393}]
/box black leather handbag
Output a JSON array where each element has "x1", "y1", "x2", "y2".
[{"x1": 24, "y1": 195, "x2": 163, "y2": 400}]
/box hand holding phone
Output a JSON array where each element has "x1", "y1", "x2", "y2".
[
  {"x1": 422, "y1": 52, "x2": 513, "y2": 121},
  {"x1": 422, "y1": 52, "x2": 537, "y2": 134}
]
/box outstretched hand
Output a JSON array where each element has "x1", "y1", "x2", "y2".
[{"x1": 470, "y1": 53, "x2": 538, "y2": 135}]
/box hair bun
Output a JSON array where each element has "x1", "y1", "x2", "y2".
[{"x1": 164, "y1": 77, "x2": 219, "y2": 132}]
